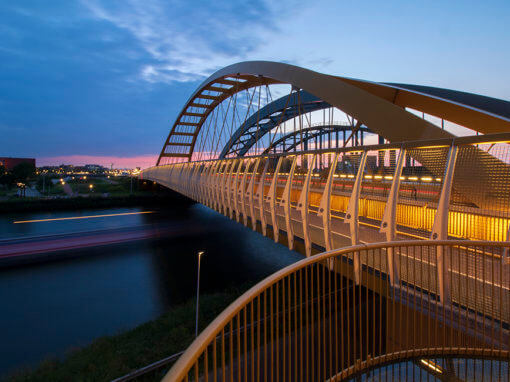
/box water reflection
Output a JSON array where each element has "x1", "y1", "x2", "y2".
[{"x1": 0, "y1": 203, "x2": 303, "y2": 376}]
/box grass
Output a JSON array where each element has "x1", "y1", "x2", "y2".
[{"x1": 4, "y1": 287, "x2": 249, "y2": 382}]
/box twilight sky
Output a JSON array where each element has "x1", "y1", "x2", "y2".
[{"x1": 1, "y1": 0, "x2": 509, "y2": 168}]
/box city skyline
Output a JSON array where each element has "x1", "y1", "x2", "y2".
[{"x1": 1, "y1": 0, "x2": 510, "y2": 168}]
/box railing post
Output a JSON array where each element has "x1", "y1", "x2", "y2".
[
  {"x1": 504, "y1": 224, "x2": 510, "y2": 264},
  {"x1": 184, "y1": 163, "x2": 193, "y2": 197},
  {"x1": 240, "y1": 159, "x2": 250, "y2": 226},
  {"x1": 268, "y1": 157, "x2": 283, "y2": 243},
  {"x1": 318, "y1": 153, "x2": 339, "y2": 251},
  {"x1": 220, "y1": 160, "x2": 233, "y2": 216},
  {"x1": 175, "y1": 163, "x2": 186, "y2": 194},
  {"x1": 202, "y1": 162, "x2": 212, "y2": 205},
  {"x1": 203, "y1": 162, "x2": 214, "y2": 207},
  {"x1": 233, "y1": 160, "x2": 243, "y2": 223},
  {"x1": 165, "y1": 165, "x2": 173, "y2": 189},
  {"x1": 257, "y1": 159, "x2": 270, "y2": 235},
  {"x1": 280, "y1": 156, "x2": 298, "y2": 250},
  {"x1": 431, "y1": 144, "x2": 458, "y2": 304},
  {"x1": 298, "y1": 154, "x2": 316, "y2": 257},
  {"x1": 190, "y1": 163, "x2": 201, "y2": 200},
  {"x1": 176, "y1": 164, "x2": 186, "y2": 194},
  {"x1": 380, "y1": 148, "x2": 405, "y2": 286},
  {"x1": 190, "y1": 162, "x2": 197, "y2": 200},
  {"x1": 211, "y1": 161, "x2": 221, "y2": 209},
  {"x1": 247, "y1": 158, "x2": 261, "y2": 231},
  {"x1": 344, "y1": 151, "x2": 368, "y2": 284},
  {"x1": 226, "y1": 160, "x2": 238, "y2": 219},
  {"x1": 205, "y1": 162, "x2": 215, "y2": 207},
  {"x1": 197, "y1": 162, "x2": 205, "y2": 204},
  {"x1": 212, "y1": 160, "x2": 223, "y2": 211},
  {"x1": 197, "y1": 162, "x2": 206, "y2": 202}
]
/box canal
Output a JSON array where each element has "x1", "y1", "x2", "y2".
[{"x1": 0, "y1": 202, "x2": 303, "y2": 377}]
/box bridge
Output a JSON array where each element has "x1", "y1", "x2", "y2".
[{"x1": 140, "y1": 62, "x2": 510, "y2": 381}]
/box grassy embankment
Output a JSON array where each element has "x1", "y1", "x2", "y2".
[
  {"x1": 5, "y1": 287, "x2": 249, "y2": 382},
  {"x1": 0, "y1": 179, "x2": 192, "y2": 213}
]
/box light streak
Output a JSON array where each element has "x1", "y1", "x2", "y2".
[
  {"x1": 13, "y1": 211, "x2": 155, "y2": 224},
  {"x1": 420, "y1": 359, "x2": 443, "y2": 373}
]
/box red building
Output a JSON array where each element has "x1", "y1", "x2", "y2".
[{"x1": 0, "y1": 157, "x2": 36, "y2": 170}]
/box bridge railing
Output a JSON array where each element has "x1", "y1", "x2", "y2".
[
  {"x1": 162, "y1": 240, "x2": 509, "y2": 381},
  {"x1": 142, "y1": 133, "x2": 510, "y2": 247}
]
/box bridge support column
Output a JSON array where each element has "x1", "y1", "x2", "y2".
[
  {"x1": 504, "y1": 224, "x2": 510, "y2": 264},
  {"x1": 233, "y1": 160, "x2": 243, "y2": 222},
  {"x1": 268, "y1": 157, "x2": 283, "y2": 243},
  {"x1": 227, "y1": 159, "x2": 240, "y2": 219},
  {"x1": 380, "y1": 148, "x2": 406, "y2": 286},
  {"x1": 220, "y1": 161, "x2": 234, "y2": 216},
  {"x1": 201, "y1": 162, "x2": 210, "y2": 204},
  {"x1": 257, "y1": 159, "x2": 270, "y2": 235},
  {"x1": 318, "y1": 153, "x2": 339, "y2": 252},
  {"x1": 345, "y1": 151, "x2": 368, "y2": 284},
  {"x1": 280, "y1": 156, "x2": 298, "y2": 250},
  {"x1": 298, "y1": 154, "x2": 316, "y2": 257},
  {"x1": 204, "y1": 162, "x2": 216, "y2": 207},
  {"x1": 191, "y1": 162, "x2": 201, "y2": 200},
  {"x1": 247, "y1": 158, "x2": 261, "y2": 231},
  {"x1": 431, "y1": 145, "x2": 458, "y2": 304},
  {"x1": 240, "y1": 159, "x2": 250, "y2": 226},
  {"x1": 226, "y1": 160, "x2": 237, "y2": 219},
  {"x1": 212, "y1": 161, "x2": 224, "y2": 211}
]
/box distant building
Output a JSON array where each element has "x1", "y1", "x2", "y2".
[
  {"x1": 0, "y1": 157, "x2": 36, "y2": 171},
  {"x1": 84, "y1": 164, "x2": 107, "y2": 172}
]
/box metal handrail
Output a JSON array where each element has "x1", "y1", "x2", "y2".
[{"x1": 163, "y1": 240, "x2": 510, "y2": 381}]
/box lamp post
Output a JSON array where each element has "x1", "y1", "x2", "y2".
[{"x1": 195, "y1": 251, "x2": 205, "y2": 338}]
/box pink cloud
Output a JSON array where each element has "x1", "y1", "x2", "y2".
[{"x1": 37, "y1": 155, "x2": 158, "y2": 169}]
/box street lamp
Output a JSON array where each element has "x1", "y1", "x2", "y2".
[{"x1": 195, "y1": 251, "x2": 205, "y2": 338}]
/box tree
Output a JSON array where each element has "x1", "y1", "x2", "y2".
[
  {"x1": 0, "y1": 165, "x2": 14, "y2": 186},
  {"x1": 11, "y1": 162, "x2": 36, "y2": 183}
]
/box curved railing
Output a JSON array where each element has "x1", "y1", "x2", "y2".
[{"x1": 163, "y1": 240, "x2": 509, "y2": 381}]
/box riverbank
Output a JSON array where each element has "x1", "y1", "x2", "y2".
[{"x1": 4, "y1": 287, "x2": 248, "y2": 382}]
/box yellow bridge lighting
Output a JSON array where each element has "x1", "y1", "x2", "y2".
[{"x1": 420, "y1": 359, "x2": 443, "y2": 374}]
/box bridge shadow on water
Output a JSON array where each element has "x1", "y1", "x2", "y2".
[{"x1": 145, "y1": 202, "x2": 305, "y2": 308}]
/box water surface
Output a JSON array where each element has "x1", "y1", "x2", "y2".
[{"x1": 0, "y1": 203, "x2": 303, "y2": 376}]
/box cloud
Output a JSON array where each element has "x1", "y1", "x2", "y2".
[{"x1": 80, "y1": 0, "x2": 282, "y2": 84}]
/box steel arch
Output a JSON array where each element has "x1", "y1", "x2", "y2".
[
  {"x1": 262, "y1": 124, "x2": 373, "y2": 154},
  {"x1": 158, "y1": 61, "x2": 510, "y2": 165},
  {"x1": 219, "y1": 91, "x2": 330, "y2": 158}
]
